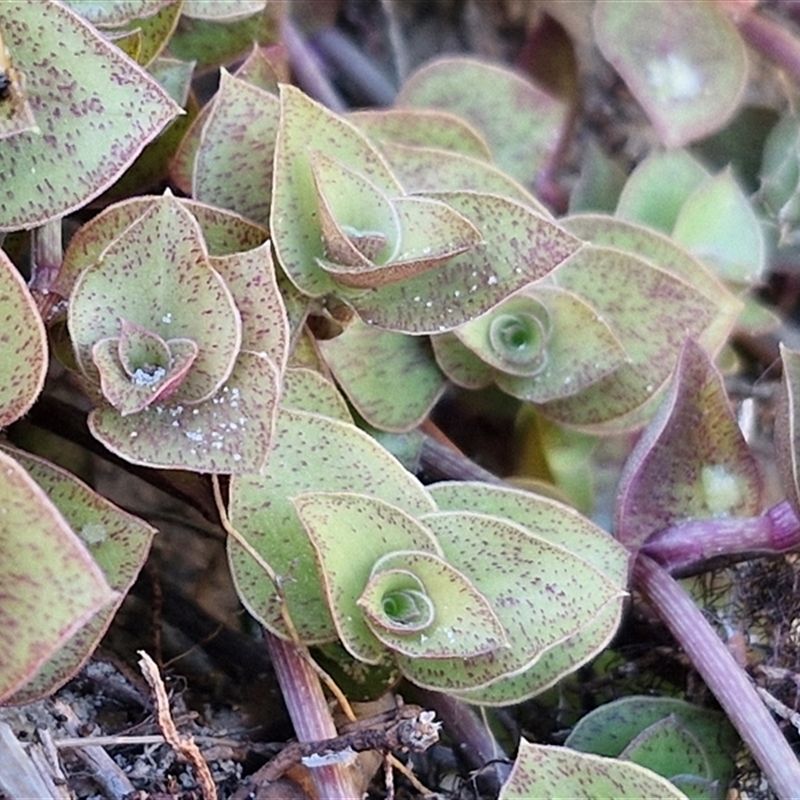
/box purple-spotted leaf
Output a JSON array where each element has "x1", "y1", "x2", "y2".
[
  {"x1": 89, "y1": 350, "x2": 279, "y2": 473},
  {"x1": 672, "y1": 169, "x2": 766, "y2": 286},
  {"x1": 500, "y1": 740, "x2": 688, "y2": 800},
  {"x1": 0, "y1": 1, "x2": 181, "y2": 230},
  {"x1": 193, "y1": 69, "x2": 280, "y2": 228},
  {"x1": 541, "y1": 245, "x2": 723, "y2": 432},
  {"x1": 381, "y1": 142, "x2": 549, "y2": 212},
  {"x1": 619, "y1": 717, "x2": 710, "y2": 781},
  {"x1": 318, "y1": 320, "x2": 446, "y2": 432},
  {"x1": 0, "y1": 248, "x2": 47, "y2": 428},
  {"x1": 593, "y1": 1, "x2": 747, "y2": 149},
  {"x1": 57, "y1": 195, "x2": 268, "y2": 298},
  {"x1": 2, "y1": 446, "x2": 156, "y2": 703},
  {"x1": 771, "y1": 344, "x2": 800, "y2": 519},
  {"x1": 68, "y1": 194, "x2": 242, "y2": 405},
  {"x1": 271, "y1": 84, "x2": 401, "y2": 296},
  {"x1": 282, "y1": 367, "x2": 352, "y2": 421},
  {"x1": 358, "y1": 550, "x2": 507, "y2": 659},
  {"x1": 0, "y1": 450, "x2": 115, "y2": 703},
  {"x1": 396, "y1": 57, "x2": 568, "y2": 187},
  {"x1": 394, "y1": 509, "x2": 624, "y2": 694},
  {"x1": 348, "y1": 108, "x2": 491, "y2": 160},
  {"x1": 293, "y1": 492, "x2": 442, "y2": 664},
  {"x1": 430, "y1": 333, "x2": 494, "y2": 390},
  {"x1": 63, "y1": 1, "x2": 170, "y2": 26},
  {"x1": 181, "y1": 0, "x2": 266, "y2": 21},
  {"x1": 209, "y1": 241, "x2": 289, "y2": 370},
  {"x1": 228, "y1": 409, "x2": 435, "y2": 643},
  {"x1": 616, "y1": 339, "x2": 762, "y2": 550},
  {"x1": 352, "y1": 191, "x2": 581, "y2": 333},
  {"x1": 616, "y1": 150, "x2": 710, "y2": 232}
]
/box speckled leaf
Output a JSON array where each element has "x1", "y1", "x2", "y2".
[
  {"x1": 0, "y1": 248, "x2": 47, "y2": 428},
  {"x1": 381, "y1": 143, "x2": 549, "y2": 212},
  {"x1": 0, "y1": 450, "x2": 115, "y2": 703},
  {"x1": 352, "y1": 191, "x2": 582, "y2": 333},
  {"x1": 209, "y1": 241, "x2": 289, "y2": 370},
  {"x1": 181, "y1": 0, "x2": 265, "y2": 21},
  {"x1": 318, "y1": 320, "x2": 445, "y2": 432},
  {"x1": 395, "y1": 510, "x2": 624, "y2": 693},
  {"x1": 359, "y1": 549, "x2": 506, "y2": 659},
  {"x1": 57, "y1": 195, "x2": 268, "y2": 298},
  {"x1": 348, "y1": 108, "x2": 491, "y2": 160},
  {"x1": 430, "y1": 333, "x2": 494, "y2": 389},
  {"x1": 68, "y1": 195, "x2": 242, "y2": 404},
  {"x1": 616, "y1": 151, "x2": 710, "y2": 232},
  {"x1": 281, "y1": 367, "x2": 352, "y2": 421},
  {"x1": 616, "y1": 339, "x2": 762, "y2": 549},
  {"x1": 672, "y1": 169, "x2": 765, "y2": 286},
  {"x1": 0, "y1": 1, "x2": 181, "y2": 230},
  {"x1": 193, "y1": 69, "x2": 280, "y2": 228},
  {"x1": 2, "y1": 446, "x2": 156, "y2": 703},
  {"x1": 63, "y1": 0, "x2": 171, "y2": 26},
  {"x1": 89, "y1": 350, "x2": 279, "y2": 473},
  {"x1": 293, "y1": 492, "x2": 442, "y2": 664},
  {"x1": 228, "y1": 409, "x2": 435, "y2": 643},
  {"x1": 593, "y1": 1, "x2": 747, "y2": 148},
  {"x1": 566, "y1": 696, "x2": 738, "y2": 795},
  {"x1": 769, "y1": 344, "x2": 800, "y2": 519},
  {"x1": 397, "y1": 57, "x2": 568, "y2": 187},
  {"x1": 500, "y1": 740, "x2": 689, "y2": 800},
  {"x1": 541, "y1": 245, "x2": 721, "y2": 432},
  {"x1": 271, "y1": 84, "x2": 401, "y2": 296}
]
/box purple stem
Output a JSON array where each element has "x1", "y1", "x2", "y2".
[
  {"x1": 280, "y1": 15, "x2": 346, "y2": 112},
  {"x1": 641, "y1": 500, "x2": 800, "y2": 576},
  {"x1": 737, "y1": 10, "x2": 800, "y2": 86},
  {"x1": 264, "y1": 631, "x2": 360, "y2": 800},
  {"x1": 634, "y1": 554, "x2": 800, "y2": 800}
]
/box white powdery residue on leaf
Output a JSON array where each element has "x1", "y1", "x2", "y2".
[{"x1": 647, "y1": 52, "x2": 702, "y2": 101}]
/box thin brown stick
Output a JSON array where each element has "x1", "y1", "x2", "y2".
[{"x1": 138, "y1": 650, "x2": 217, "y2": 800}]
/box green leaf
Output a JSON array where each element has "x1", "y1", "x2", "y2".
[
  {"x1": 281, "y1": 367, "x2": 352, "y2": 421},
  {"x1": 119, "y1": 2, "x2": 183, "y2": 67},
  {"x1": 292, "y1": 492, "x2": 442, "y2": 664},
  {"x1": 271, "y1": 84, "x2": 401, "y2": 296},
  {"x1": 775, "y1": 344, "x2": 800, "y2": 519},
  {"x1": 348, "y1": 108, "x2": 491, "y2": 160},
  {"x1": 228, "y1": 409, "x2": 435, "y2": 643},
  {"x1": 63, "y1": 0, "x2": 168, "y2": 26},
  {"x1": 0, "y1": 450, "x2": 115, "y2": 703},
  {"x1": 672, "y1": 169, "x2": 766, "y2": 286},
  {"x1": 759, "y1": 113, "x2": 800, "y2": 239},
  {"x1": 430, "y1": 333, "x2": 495, "y2": 390},
  {"x1": 352, "y1": 191, "x2": 581, "y2": 333},
  {"x1": 57, "y1": 195, "x2": 268, "y2": 298},
  {"x1": 395, "y1": 509, "x2": 624, "y2": 694},
  {"x1": 181, "y1": 0, "x2": 265, "y2": 21},
  {"x1": 358, "y1": 550, "x2": 507, "y2": 659},
  {"x1": 318, "y1": 320, "x2": 446, "y2": 432},
  {"x1": 569, "y1": 142, "x2": 627, "y2": 215},
  {"x1": 616, "y1": 339, "x2": 762, "y2": 549},
  {"x1": 0, "y1": 247, "x2": 47, "y2": 428},
  {"x1": 540, "y1": 244, "x2": 726, "y2": 432},
  {"x1": 615, "y1": 150, "x2": 710, "y2": 232},
  {"x1": 0, "y1": 1, "x2": 181, "y2": 230},
  {"x1": 500, "y1": 740, "x2": 689, "y2": 800},
  {"x1": 397, "y1": 57, "x2": 568, "y2": 187},
  {"x1": 68, "y1": 194, "x2": 242, "y2": 405},
  {"x1": 593, "y1": 1, "x2": 747, "y2": 148},
  {"x1": 2, "y1": 446, "x2": 156, "y2": 703},
  {"x1": 193, "y1": 69, "x2": 280, "y2": 228}
]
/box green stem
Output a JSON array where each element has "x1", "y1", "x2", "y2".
[{"x1": 634, "y1": 554, "x2": 800, "y2": 800}]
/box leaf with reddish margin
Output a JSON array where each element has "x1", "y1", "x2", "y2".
[
  {"x1": 396, "y1": 57, "x2": 568, "y2": 187},
  {"x1": 430, "y1": 333, "x2": 494, "y2": 390},
  {"x1": 63, "y1": 1, "x2": 171, "y2": 26},
  {"x1": 319, "y1": 319, "x2": 446, "y2": 432},
  {"x1": 0, "y1": 450, "x2": 115, "y2": 703},
  {"x1": 1, "y1": 445, "x2": 156, "y2": 703},
  {"x1": 352, "y1": 191, "x2": 581, "y2": 333},
  {"x1": 593, "y1": 1, "x2": 747, "y2": 148},
  {"x1": 0, "y1": 248, "x2": 47, "y2": 428},
  {"x1": 0, "y1": 1, "x2": 181, "y2": 230},
  {"x1": 193, "y1": 69, "x2": 280, "y2": 228},
  {"x1": 616, "y1": 339, "x2": 762, "y2": 550},
  {"x1": 773, "y1": 344, "x2": 800, "y2": 520},
  {"x1": 499, "y1": 740, "x2": 687, "y2": 800}
]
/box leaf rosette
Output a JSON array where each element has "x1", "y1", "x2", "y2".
[{"x1": 66, "y1": 193, "x2": 287, "y2": 473}]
